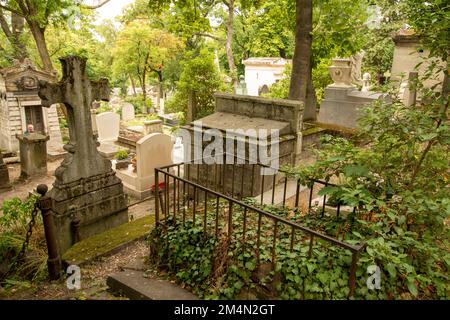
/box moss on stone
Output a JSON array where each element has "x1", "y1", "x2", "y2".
[
  {"x1": 63, "y1": 215, "x2": 155, "y2": 264},
  {"x1": 314, "y1": 122, "x2": 357, "y2": 135},
  {"x1": 302, "y1": 126, "x2": 327, "y2": 136}
]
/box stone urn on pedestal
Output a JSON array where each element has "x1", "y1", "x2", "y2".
[{"x1": 328, "y1": 58, "x2": 355, "y2": 88}]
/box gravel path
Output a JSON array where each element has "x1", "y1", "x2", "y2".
[{"x1": 1, "y1": 240, "x2": 149, "y2": 300}]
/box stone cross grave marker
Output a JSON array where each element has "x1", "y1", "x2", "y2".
[
  {"x1": 38, "y1": 56, "x2": 112, "y2": 183},
  {"x1": 38, "y1": 56, "x2": 128, "y2": 254}
]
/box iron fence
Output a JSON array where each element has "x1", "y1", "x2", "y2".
[{"x1": 154, "y1": 154, "x2": 366, "y2": 298}]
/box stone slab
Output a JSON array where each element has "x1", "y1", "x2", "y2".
[
  {"x1": 193, "y1": 112, "x2": 291, "y2": 137},
  {"x1": 107, "y1": 270, "x2": 198, "y2": 300},
  {"x1": 98, "y1": 142, "x2": 121, "y2": 159}
]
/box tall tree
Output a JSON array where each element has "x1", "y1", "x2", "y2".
[
  {"x1": 223, "y1": 0, "x2": 238, "y2": 91},
  {"x1": 0, "y1": 0, "x2": 111, "y2": 71},
  {"x1": 289, "y1": 0, "x2": 315, "y2": 120},
  {"x1": 112, "y1": 21, "x2": 183, "y2": 113},
  {"x1": 0, "y1": 9, "x2": 28, "y2": 61}
]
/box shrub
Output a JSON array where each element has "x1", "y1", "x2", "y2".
[
  {"x1": 164, "y1": 48, "x2": 228, "y2": 120},
  {"x1": 145, "y1": 113, "x2": 160, "y2": 121},
  {"x1": 114, "y1": 149, "x2": 129, "y2": 160},
  {"x1": 0, "y1": 196, "x2": 47, "y2": 285},
  {"x1": 97, "y1": 101, "x2": 112, "y2": 113},
  {"x1": 125, "y1": 95, "x2": 153, "y2": 115}
]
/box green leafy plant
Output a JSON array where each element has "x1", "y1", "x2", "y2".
[
  {"x1": 125, "y1": 95, "x2": 153, "y2": 115},
  {"x1": 145, "y1": 113, "x2": 160, "y2": 121},
  {"x1": 97, "y1": 101, "x2": 112, "y2": 114},
  {"x1": 114, "y1": 149, "x2": 129, "y2": 161},
  {"x1": 0, "y1": 196, "x2": 47, "y2": 286}
]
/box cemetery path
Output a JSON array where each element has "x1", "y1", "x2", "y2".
[
  {"x1": 0, "y1": 159, "x2": 62, "y2": 204},
  {"x1": 1, "y1": 240, "x2": 150, "y2": 300}
]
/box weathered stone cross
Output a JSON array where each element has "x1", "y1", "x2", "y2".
[{"x1": 38, "y1": 56, "x2": 112, "y2": 184}]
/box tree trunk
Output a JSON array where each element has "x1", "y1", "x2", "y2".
[
  {"x1": 156, "y1": 71, "x2": 163, "y2": 113},
  {"x1": 225, "y1": 0, "x2": 238, "y2": 92},
  {"x1": 142, "y1": 69, "x2": 148, "y2": 114},
  {"x1": 0, "y1": 10, "x2": 28, "y2": 61},
  {"x1": 11, "y1": 13, "x2": 27, "y2": 60},
  {"x1": 187, "y1": 90, "x2": 194, "y2": 123},
  {"x1": 27, "y1": 21, "x2": 53, "y2": 72},
  {"x1": 289, "y1": 0, "x2": 316, "y2": 121},
  {"x1": 129, "y1": 75, "x2": 137, "y2": 96}
]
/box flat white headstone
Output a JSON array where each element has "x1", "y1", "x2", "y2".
[
  {"x1": 137, "y1": 133, "x2": 173, "y2": 178},
  {"x1": 122, "y1": 103, "x2": 135, "y2": 121},
  {"x1": 96, "y1": 111, "x2": 120, "y2": 142}
]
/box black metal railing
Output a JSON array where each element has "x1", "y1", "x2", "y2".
[{"x1": 154, "y1": 154, "x2": 366, "y2": 298}]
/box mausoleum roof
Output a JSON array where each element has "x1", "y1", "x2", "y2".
[
  {"x1": 0, "y1": 59, "x2": 56, "y2": 92},
  {"x1": 243, "y1": 57, "x2": 291, "y2": 67}
]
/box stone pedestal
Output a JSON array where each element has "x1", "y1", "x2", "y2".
[
  {"x1": 144, "y1": 120, "x2": 163, "y2": 135},
  {"x1": 0, "y1": 152, "x2": 12, "y2": 191},
  {"x1": 16, "y1": 133, "x2": 49, "y2": 179},
  {"x1": 317, "y1": 86, "x2": 386, "y2": 129}
]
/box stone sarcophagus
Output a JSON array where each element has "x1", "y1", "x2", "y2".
[
  {"x1": 38, "y1": 56, "x2": 128, "y2": 255},
  {"x1": 180, "y1": 93, "x2": 304, "y2": 198}
]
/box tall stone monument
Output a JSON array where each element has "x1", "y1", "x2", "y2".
[
  {"x1": 317, "y1": 58, "x2": 386, "y2": 130},
  {"x1": 38, "y1": 56, "x2": 128, "y2": 254}
]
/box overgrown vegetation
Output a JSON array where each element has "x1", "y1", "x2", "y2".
[
  {"x1": 124, "y1": 95, "x2": 154, "y2": 115},
  {"x1": 151, "y1": 67, "x2": 449, "y2": 299},
  {"x1": 165, "y1": 48, "x2": 229, "y2": 121},
  {"x1": 0, "y1": 196, "x2": 48, "y2": 291},
  {"x1": 151, "y1": 193, "x2": 447, "y2": 299}
]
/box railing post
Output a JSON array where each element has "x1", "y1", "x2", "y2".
[
  {"x1": 37, "y1": 184, "x2": 62, "y2": 280},
  {"x1": 155, "y1": 169, "x2": 159, "y2": 225},
  {"x1": 348, "y1": 250, "x2": 359, "y2": 298}
]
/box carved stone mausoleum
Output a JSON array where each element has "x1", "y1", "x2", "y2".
[{"x1": 0, "y1": 59, "x2": 63, "y2": 154}]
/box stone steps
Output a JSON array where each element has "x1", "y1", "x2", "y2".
[{"x1": 107, "y1": 270, "x2": 198, "y2": 300}]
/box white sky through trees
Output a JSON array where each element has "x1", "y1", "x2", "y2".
[{"x1": 96, "y1": 0, "x2": 134, "y2": 22}]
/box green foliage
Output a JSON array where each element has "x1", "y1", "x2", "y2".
[
  {"x1": 264, "y1": 64, "x2": 291, "y2": 99},
  {"x1": 265, "y1": 59, "x2": 332, "y2": 103},
  {"x1": 58, "y1": 117, "x2": 68, "y2": 129},
  {"x1": 112, "y1": 20, "x2": 184, "y2": 108},
  {"x1": 282, "y1": 71, "x2": 450, "y2": 299},
  {"x1": 233, "y1": 0, "x2": 295, "y2": 64},
  {"x1": 125, "y1": 95, "x2": 153, "y2": 115},
  {"x1": 145, "y1": 113, "x2": 160, "y2": 121},
  {"x1": 403, "y1": 0, "x2": 450, "y2": 60},
  {"x1": 96, "y1": 101, "x2": 112, "y2": 114},
  {"x1": 152, "y1": 64, "x2": 449, "y2": 300},
  {"x1": 0, "y1": 196, "x2": 47, "y2": 284},
  {"x1": 165, "y1": 48, "x2": 227, "y2": 120},
  {"x1": 0, "y1": 196, "x2": 38, "y2": 231},
  {"x1": 151, "y1": 221, "x2": 216, "y2": 292},
  {"x1": 114, "y1": 149, "x2": 129, "y2": 161},
  {"x1": 360, "y1": 2, "x2": 405, "y2": 77}
]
